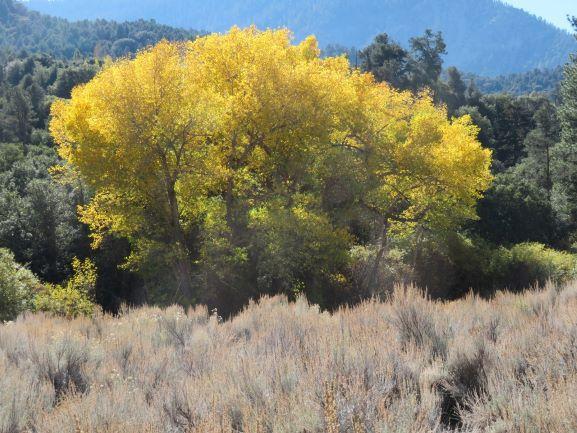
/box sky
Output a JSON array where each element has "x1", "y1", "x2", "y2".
[{"x1": 505, "y1": 0, "x2": 575, "y2": 31}]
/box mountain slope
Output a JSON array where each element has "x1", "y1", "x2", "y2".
[
  {"x1": 467, "y1": 67, "x2": 564, "y2": 95},
  {"x1": 23, "y1": 0, "x2": 577, "y2": 75},
  {"x1": 0, "y1": 0, "x2": 199, "y2": 58}
]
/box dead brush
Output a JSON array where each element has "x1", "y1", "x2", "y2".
[
  {"x1": 436, "y1": 340, "x2": 491, "y2": 428},
  {"x1": 392, "y1": 286, "x2": 448, "y2": 359},
  {"x1": 30, "y1": 336, "x2": 91, "y2": 403},
  {"x1": 2, "y1": 283, "x2": 577, "y2": 432},
  {"x1": 323, "y1": 382, "x2": 339, "y2": 433}
]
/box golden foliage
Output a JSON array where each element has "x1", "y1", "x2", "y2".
[{"x1": 50, "y1": 27, "x2": 492, "y2": 285}]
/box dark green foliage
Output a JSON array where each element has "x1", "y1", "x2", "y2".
[
  {"x1": 465, "y1": 96, "x2": 564, "y2": 248},
  {"x1": 409, "y1": 30, "x2": 446, "y2": 91},
  {"x1": 0, "y1": 143, "x2": 89, "y2": 282},
  {"x1": 467, "y1": 67, "x2": 564, "y2": 96},
  {"x1": 553, "y1": 18, "x2": 577, "y2": 234},
  {"x1": 50, "y1": 64, "x2": 98, "y2": 98},
  {"x1": 0, "y1": 2, "x2": 575, "y2": 316},
  {"x1": 444, "y1": 67, "x2": 467, "y2": 114},
  {"x1": 5, "y1": 86, "x2": 35, "y2": 143},
  {"x1": 474, "y1": 171, "x2": 558, "y2": 246},
  {"x1": 0, "y1": 142, "x2": 138, "y2": 312},
  {"x1": 360, "y1": 30, "x2": 446, "y2": 94},
  {"x1": 360, "y1": 33, "x2": 412, "y2": 90},
  {"x1": 0, "y1": 52, "x2": 101, "y2": 141},
  {"x1": 413, "y1": 234, "x2": 576, "y2": 299},
  {"x1": 475, "y1": 95, "x2": 542, "y2": 169},
  {"x1": 0, "y1": 0, "x2": 199, "y2": 60},
  {"x1": 522, "y1": 102, "x2": 559, "y2": 195}
]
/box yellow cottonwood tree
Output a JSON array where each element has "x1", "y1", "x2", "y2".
[
  {"x1": 51, "y1": 41, "x2": 222, "y2": 300},
  {"x1": 50, "y1": 27, "x2": 492, "y2": 306},
  {"x1": 327, "y1": 83, "x2": 492, "y2": 289}
]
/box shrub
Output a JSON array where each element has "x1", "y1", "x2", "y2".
[
  {"x1": 391, "y1": 286, "x2": 448, "y2": 359},
  {"x1": 507, "y1": 243, "x2": 577, "y2": 289},
  {"x1": 4, "y1": 282, "x2": 577, "y2": 432},
  {"x1": 348, "y1": 245, "x2": 414, "y2": 299},
  {"x1": 440, "y1": 340, "x2": 491, "y2": 427},
  {"x1": 32, "y1": 336, "x2": 90, "y2": 401},
  {"x1": 415, "y1": 234, "x2": 577, "y2": 297},
  {"x1": 0, "y1": 248, "x2": 42, "y2": 321},
  {"x1": 34, "y1": 258, "x2": 97, "y2": 318}
]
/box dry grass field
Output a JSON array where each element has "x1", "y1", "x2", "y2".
[{"x1": 2, "y1": 282, "x2": 577, "y2": 433}]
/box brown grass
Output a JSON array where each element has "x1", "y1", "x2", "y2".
[{"x1": 2, "y1": 282, "x2": 577, "y2": 432}]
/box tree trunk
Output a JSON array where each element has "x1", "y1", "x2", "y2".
[
  {"x1": 166, "y1": 182, "x2": 194, "y2": 303},
  {"x1": 546, "y1": 140, "x2": 552, "y2": 205},
  {"x1": 366, "y1": 219, "x2": 389, "y2": 295},
  {"x1": 225, "y1": 176, "x2": 235, "y2": 234},
  {"x1": 225, "y1": 134, "x2": 241, "y2": 243}
]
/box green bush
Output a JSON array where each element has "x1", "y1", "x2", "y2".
[
  {"x1": 34, "y1": 258, "x2": 97, "y2": 318},
  {"x1": 507, "y1": 243, "x2": 577, "y2": 289},
  {"x1": 454, "y1": 239, "x2": 577, "y2": 293},
  {"x1": 0, "y1": 248, "x2": 42, "y2": 321},
  {"x1": 348, "y1": 244, "x2": 415, "y2": 298},
  {"x1": 414, "y1": 235, "x2": 577, "y2": 297}
]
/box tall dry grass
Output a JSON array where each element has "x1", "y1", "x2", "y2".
[{"x1": 2, "y1": 281, "x2": 577, "y2": 432}]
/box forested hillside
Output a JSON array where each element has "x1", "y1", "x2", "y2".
[
  {"x1": 0, "y1": 0, "x2": 199, "y2": 58},
  {"x1": 467, "y1": 67, "x2": 564, "y2": 96},
  {"x1": 2, "y1": 0, "x2": 577, "y2": 322},
  {"x1": 24, "y1": 0, "x2": 576, "y2": 75}
]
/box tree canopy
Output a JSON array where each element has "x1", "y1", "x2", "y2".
[{"x1": 50, "y1": 28, "x2": 492, "y2": 310}]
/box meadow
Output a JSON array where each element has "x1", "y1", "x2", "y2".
[{"x1": 2, "y1": 282, "x2": 577, "y2": 433}]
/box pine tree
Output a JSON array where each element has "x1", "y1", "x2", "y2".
[
  {"x1": 7, "y1": 87, "x2": 36, "y2": 143},
  {"x1": 552, "y1": 18, "x2": 577, "y2": 230},
  {"x1": 445, "y1": 66, "x2": 467, "y2": 113}
]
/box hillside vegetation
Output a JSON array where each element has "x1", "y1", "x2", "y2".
[
  {"x1": 25, "y1": 0, "x2": 577, "y2": 75},
  {"x1": 2, "y1": 19, "x2": 577, "y2": 318},
  {"x1": 3, "y1": 282, "x2": 577, "y2": 432},
  {"x1": 0, "y1": 0, "x2": 199, "y2": 58},
  {"x1": 467, "y1": 67, "x2": 564, "y2": 96}
]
